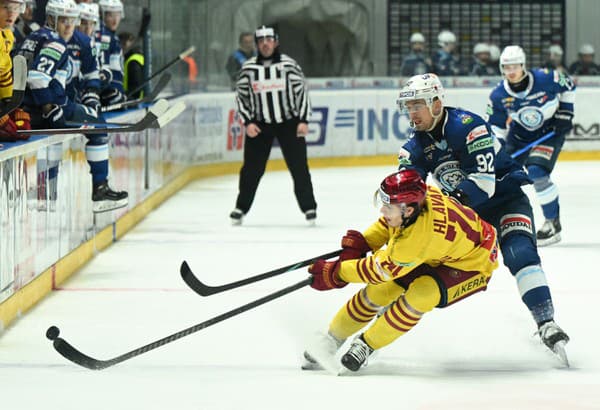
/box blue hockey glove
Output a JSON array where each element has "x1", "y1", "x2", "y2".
[
  {"x1": 81, "y1": 89, "x2": 101, "y2": 113},
  {"x1": 101, "y1": 88, "x2": 126, "y2": 106},
  {"x1": 99, "y1": 67, "x2": 113, "y2": 85},
  {"x1": 42, "y1": 105, "x2": 65, "y2": 128}
]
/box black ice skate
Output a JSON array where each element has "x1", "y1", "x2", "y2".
[
  {"x1": 341, "y1": 335, "x2": 374, "y2": 372},
  {"x1": 537, "y1": 217, "x2": 561, "y2": 247},
  {"x1": 537, "y1": 320, "x2": 570, "y2": 367},
  {"x1": 92, "y1": 182, "x2": 128, "y2": 213},
  {"x1": 305, "y1": 209, "x2": 317, "y2": 226},
  {"x1": 229, "y1": 208, "x2": 244, "y2": 226}
]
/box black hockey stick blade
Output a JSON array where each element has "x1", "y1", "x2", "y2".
[
  {"x1": 16, "y1": 99, "x2": 169, "y2": 136},
  {"x1": 101, "y1": 73, "x2": 171, "y2": 113},
  {"x1": 181, "y1": 249, "x2": 342, "y2": 296},
  {"x1": 0, "y1": 55, "x2": 27, "y2": 117},
  {"x1": 47, "y1": 278, "x2": 311, "y2": 370}
]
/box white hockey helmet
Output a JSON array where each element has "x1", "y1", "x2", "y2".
[
  {"x1": 98, "y1": 0, "x2": 124, "y2": 18},
  {"x1": 548, "y1": 44, "x2": 563, "y2": 57},
  {"x1": 499, "y1": 45, "x2": 526, "y2": 74},
  {"x1": 473, "y1": 42, "x2": 490, "y2": 55},
  {"x1": 437, "y1": 30, "x2": 456, "y2": 47},
  {"x1": 579, "y1": 44, "x2": 595, "y2": 55},
  {"x1": 78, "y1": 2, "x2": 99, "y2": 23},
  {"x1": 410, "y1": 32, "x2": 425, "y2": 43},
  {"x1": 3, "y1": 0, "x2": 26, "y2": 14},
  {"x1": 396, "y1": 73, "x2": 445, "y2": 114},
  {"x1": 46, "y1": 0, "x2": 79, "y2": 19}
]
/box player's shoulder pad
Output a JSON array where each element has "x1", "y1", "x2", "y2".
[
  {"x1": 489, "y1": 80, "x2": 506, "y2": 98},
  {"x1": 446, "y1": 107, "x2": 486, "y2": 129}
]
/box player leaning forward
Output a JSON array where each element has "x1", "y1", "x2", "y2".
[
  {"x1": 304, "y1": 169, "x2": 500, "y2": 372},
  {"x1": 394, "y1": 74, "x2": 568, "y2": 362}
]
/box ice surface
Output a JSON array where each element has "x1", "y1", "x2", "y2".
[{"x1": 1, "y1": 162, "x2": 599, "y2": 410}]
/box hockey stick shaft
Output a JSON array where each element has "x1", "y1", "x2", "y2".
[
  {"x1": 181, "y1": 249, "x2": 342, "y2": 296},
  {"x1": 127, "y1": 46, "x2": 195, "y2": 98},
  {"x1": 17, "y1": 99, "x2": 170, "y2": 136},
  {"x1": 510, "y1": 131, "x2": 555, "y2": 159},
  {"x1": 48, "y1": 278, "x2": 311, "y2": 370}
]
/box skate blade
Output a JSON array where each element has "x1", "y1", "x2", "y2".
[
  {"x1": 552, "y1": 340, "x2": 570, "y2": 368},
  {"x1": 93, "y1": 199, "x2": 128, "y2": 213},
  {"x1": 537, "y1": 233, "x2": 561, "y2": 247}
]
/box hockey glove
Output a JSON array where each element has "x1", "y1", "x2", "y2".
[
  {"x1": 550, "y1": 110, "x2": 574, "y2": 136},
  {"x1": 101, "y1": 88, "x2": 126, "y2": 106},
  {"x1": 11, "y1": 109, "x2": 31, "y2": 131},
  {"x1": 81, "y1": 89, "x2": 101, "y2": 113},
  {"x1": 42, "y1": 105, "x2": 66, "y2": 128},
  {"x1": 0, "y1": 114, "x2": 20, "y2": 141},
  {"x1": 308, "y1": 259, "x2": 347, "y2": 291},
  {"x1": 99, "y1": 67, "x2": 113, "y2": 85},
  {"x1": 341, "y1": 230, "x2": 371, "y2": 261}
]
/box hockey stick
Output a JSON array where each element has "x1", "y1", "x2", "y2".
[
  {"x1": 0, "y1": 55, "x2": 27, "y2": 117},
  {"x1": 127, "y1": 46, "x2": 195, "y2": 98},
  {"x1": 46, "y1": 278, "x2": 311, "y2": 370},
  {"x1": 64, "y1": 100, "x2": 186, "y2": 130},
  {"x1": 101, "y1": 72, "x2": 171, "y2": 113},
  {"x1": 181, "y1": 249, "x2": 342, "y2": 296},
  {"x1": 510, "y1": 131, "x2": 556, "y2": 159},
  {"x1": 16, "y1": 99, "x2": 170, "y2": 136}
]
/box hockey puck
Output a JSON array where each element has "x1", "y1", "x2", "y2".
[{"x1": 46, "y1": 326, "x2": 60, "y2": 340}]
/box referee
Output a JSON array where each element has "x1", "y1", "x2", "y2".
[{"x1": 229, "y1": 25, "x2": 317, "y2": 226}]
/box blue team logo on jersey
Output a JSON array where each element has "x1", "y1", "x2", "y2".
[
  {"x1": 433, "y1": 161, "x2": 467, "y2": 192},
  {"x1": 516, "y1": 106, "x2": 544, "y2": 131}
]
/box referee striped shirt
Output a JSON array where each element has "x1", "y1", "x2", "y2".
[{"x1": 235, "y1": 52, "x2": 311, "y2": 125}]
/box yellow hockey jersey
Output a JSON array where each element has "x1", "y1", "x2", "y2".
[
  {"x1": 338, "y1": 185, "x2": 498, "y2": 284},
  {"x1": 0, "y1": 28, "x2": 15, "y2": 100}
]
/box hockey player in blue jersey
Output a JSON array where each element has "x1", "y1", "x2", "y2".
[
  {"x1": 69, "y1": 2, "x2": 101, "y2": 112},
  {"x1": 17, "y1": 0, "x2": 127, "y2": 213},
  {"x1": 395, "y1": 73, "x2": 569, "y2": 364},
  {"x1": 96, "y1": 0, "x2": 126, "y2": 106},
  {"x1": 486, "y1": 45, "x2": 576, "y2": 246}
]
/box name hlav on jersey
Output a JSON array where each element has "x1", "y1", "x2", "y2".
[{"x1": 485, "y1": 68, "x2": 575, "y2": 143}]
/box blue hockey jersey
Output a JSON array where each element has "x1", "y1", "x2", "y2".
[
  {"x1": 66, "y1": 30, "x2": 101, "y2": 102},
  {"x1": 16, "y1": 27, "x2": 70, "y2": 108},
  {"x1": 398, "y1": 107, "x2": 531, "y2": 211},
  {"x1": 486, "y1": 69, "x2": 575, "y2": 143},
  {"x1": 95, "y1": 23, "x2": 124, "y2": 93}
]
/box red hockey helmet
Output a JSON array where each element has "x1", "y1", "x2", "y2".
[{"x1": 377, "y1": 169, "x2": 427, "y2": 206}]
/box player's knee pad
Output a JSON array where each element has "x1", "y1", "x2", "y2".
[
  {"x1": 501, "y1": 233, "x2": 541, "y2": 274},
  {"x1": 364, "y1": 280, "x2": 405, "y2": 307},
  {"x1": 404, "y1": 275, "x2": 440, "y2": 313}
]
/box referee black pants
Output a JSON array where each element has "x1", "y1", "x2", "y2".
[{"x1": 235, "y1": 120, "x2": 317, "y2": 214}]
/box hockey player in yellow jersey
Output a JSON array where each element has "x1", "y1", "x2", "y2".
[
  {"x1": 304, "y1": 169, "x2": 499, "y2": 373},
  {"x1": 0, "y1": 0, "x2": 30, "y2": 141}
]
